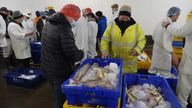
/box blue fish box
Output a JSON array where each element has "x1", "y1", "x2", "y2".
[
  {"x1": 122, "y1": 74, "x2": 181, "y2": 108},
  {"x1": 4, "y1": 68, "x2": 45, "y2": 88},
  {"x1": 61, "y1": 58, "x2": 123, "y2": 108}
]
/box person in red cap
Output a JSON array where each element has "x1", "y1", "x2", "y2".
[
  {"x1": 85, "y1": 8, "x2": 92, "y2": 14},
  {"x1": 73, "y1": 7, "x2": 93, "y2": 65},
  {"x1": 41, "y1": 4, "x2": 84, "y2": 108}
]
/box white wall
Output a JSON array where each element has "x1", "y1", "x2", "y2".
[{"x1": 1, "y1": 0, "x2": 192, "y2": 35}]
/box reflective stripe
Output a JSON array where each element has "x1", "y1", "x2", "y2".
[
  {"x1": 102, "y1": 36, "x2": 110, "y2": 41},
  {"x1": 111, "y1": 41, "x2": 135, "y2": 47},
  {"x1": 124, "y1": 61, "x2": 137, "y2": 65},
  {"x1": 135, "y1": 46, "x2": 143, "y2": 51}
]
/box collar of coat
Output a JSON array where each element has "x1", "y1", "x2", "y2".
[
  {"x1": 88, "y1": 17, "x2": 96, "y2": 22},
  {"x1": 115, "y1": 17, "x2": 136, "y2": 35},
  {"x1": 10, "y1": 20, "x2": 24, "y2": 28},
  {"x1": 47, "y1": 12, "x2": 71, "y2": 28}
]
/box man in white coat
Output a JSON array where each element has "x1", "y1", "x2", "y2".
[
  {"x1": 108, "y1": 4, "x2": 119, "y2": 25},
  {"x1": 74, "y1": 8, "x2": 89, "y2": 62},
  {"x1": 0, "y1": 13, "x2": 7, "y2": 56},
  {"x1": 87, "y1": 12, "x2": 98, "y2": 58},
  {"x1": 22, "y1": 11, "x2": 36, "y2": 42},
  {"x1": 0, "y1": 7, "x2": 14, "y2": 70},
  {"x1": 8, "y1": 11, "x2": 33, "y2": 67},
  {"x1": 149, "y1": 7, "x2": 181, "y2": 78},
  {"x1": 163, "y1": 10, "x2": 192, "y2": 108}
]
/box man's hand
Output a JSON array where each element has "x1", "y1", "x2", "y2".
[
  {"x1": 172, "y1": 52, "x2": 179, "y2": 68},
  {"x1": 25, "y1": 32, "x2": 33, "y2": 37},
  {"x1": 162, "y1": 21, "x2": 170, "y2": 28},
  {"x1": 129, "y1": 49, "x2": 138, "y2": 56},
  {"x1": 102, "y1": 53, "x2": 109, "y2": 58}
]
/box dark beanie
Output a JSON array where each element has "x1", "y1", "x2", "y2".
[
  {"x1": 36, "y1": 11, "x2": 40, "y2": 16},
  {"x1": 119, "y1": 5, "x2": 132, "y2": 17},
  {"x1": 95, "y1": 11, "x2": 103, "y2": 17},
  {"x1": 0, "y1": 7, "x2": 8, "y2": 12}
]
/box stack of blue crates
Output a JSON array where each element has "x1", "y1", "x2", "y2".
[
  {"x1": 4, "y1": 68, "x2": 45, "y2": 88},
  {"x1": 30, "y1": 41, "x2": 41, "y2": 64},
  {"x1": 61, "y1": 58, "x2": 123, "y2": 108},
  {"x1": 122, "y1": 74, "x2": 181, "y2": 108},
  {"x1": 167, "y1": 66, "x2": 179, "y2": 89}
]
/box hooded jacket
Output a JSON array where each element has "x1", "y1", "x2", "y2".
[{"x1": 41, "y1": 13, "x2": 84, "y2": 80}]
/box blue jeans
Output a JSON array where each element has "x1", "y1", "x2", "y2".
[{"x1": 52, "y1": 79, "x2": 66, "y2": 108}]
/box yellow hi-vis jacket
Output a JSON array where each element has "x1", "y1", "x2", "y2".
[{"x1": 101, "y1": 22, "x2": 146, "y2": 73}]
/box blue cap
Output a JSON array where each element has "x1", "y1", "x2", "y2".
[{"x1": 167, "y1": 7, "x2": 181, "y2": 17}]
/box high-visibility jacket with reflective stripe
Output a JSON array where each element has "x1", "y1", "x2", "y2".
[{"x1": 101, "y1": 22, "x2": 146, "y2": 73}]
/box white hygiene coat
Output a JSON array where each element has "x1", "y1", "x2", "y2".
[
  {"x1": 8, "y1": 22, "x2": 31, "y2": 59},
  {"x1": 22, "y1": 19, "x2": 36, "y2": 41},
  {"x1": 166, "y1": 16, "x2": 192, "y2": 108},
  {"x1": 167, "y1": 18, "x2": 192, "y2": 67},
  {"x1": 0, "y1": 15, "x2": 7, "y2": 47},
  {"x1": 149, "y1": 17, "x2": 174, "y2": 77},
  {"x1": 74, "y1": 16, "x2": 88, "y2": 52},
  {"x1": 87, "y1": 19, "x2": 98, "y2": 58}
]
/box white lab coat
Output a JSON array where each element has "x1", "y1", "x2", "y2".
[
  {"x1": 22, "y1": 19, "x2": 36, "y2": 41},
  {"x1": 0, "y1": 15, "x2": 7, "y2": 47},
  {"x1": 8, "y1": 22, "x2": 31, "y2": 59},
  {"x1": 74, "y1": 16, "x2": 88, "y2": 62},
  {"x1": 166, "y1": 18, "x2": 192, "y2": 108},
  {"x1": 149, "y1": 17, "x2": 174, "y2": 77},
  {"x1": 87, "y1": 20, "x2": 98, "y2": 58},
  {"x1": 108, "y1": 11, "x2": 119, "y2": 25}
]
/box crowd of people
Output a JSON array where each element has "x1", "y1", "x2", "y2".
[{"x1": 0, "y1": 3, "x2": 192, "y2": 108}]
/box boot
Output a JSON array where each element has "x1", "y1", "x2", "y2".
[{"x1": 4, "y1": 57, "x2": 14, "y2": 71}]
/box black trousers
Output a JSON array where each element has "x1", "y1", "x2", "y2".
[{"x1": 17, "y1": 58, "x2": 31, "y2": 68}]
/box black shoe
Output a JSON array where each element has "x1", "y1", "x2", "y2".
[{"x1": 187, "y1": 102, "x2": 192, "y2": 108}]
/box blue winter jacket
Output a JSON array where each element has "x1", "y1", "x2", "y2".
[{"x1": 97, "y1": 16, "x2": 107, "y2": 39}]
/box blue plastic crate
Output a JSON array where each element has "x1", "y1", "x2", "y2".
[
  {"x1": 138, "y1": 66, "x2": 179, "y2": 91},
  {"x1": 167, "y1": 66, "x2": 179, "y2": 89},
  {"x1": 61, "y1": 58, "x2": 123, "y2": 108},
  {"x1": 31, "y1": 50, "x2": 41, "y2": 64},
  {"x1": 4, "y1": 68, "x2": 45, "y2": 88},
  {"x1": 30, "y1": 41, "x2": 41, "y2": 50},
  {"x1": 30, "y1": 41, "x2": 41, "y2": 64},
  {"x1": 172, "y1": 41, "x2": 183, "y2": 47},
  {"x1": 122, "y1": 74, "x2": 181, "y2": 108}
]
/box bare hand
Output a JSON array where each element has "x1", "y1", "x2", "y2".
[
  {"x1": 129, "y1": 49, "x2": 138, "y2": 56},
  {"x1": 172, "y1": 52, "x2": 179, "y2": 68},
  {"x1": 162, "y1": 21, "x2": 170, "y2": 28},
  {"x1": 102, "y1": 53, "x2": 109, "y2": 58},
  {"x1": 25, "y1": 32, "x2": 33, "y2": 37}
]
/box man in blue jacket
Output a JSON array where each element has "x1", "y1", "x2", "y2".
[{"x1": 95, "y1": 11, "x2": 107, "y2": 57}]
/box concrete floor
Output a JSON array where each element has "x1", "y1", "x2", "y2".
[{"x1": 0, "y1": 56, "x2": 54, "y2": 108}]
